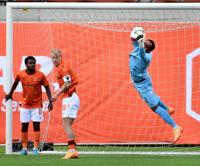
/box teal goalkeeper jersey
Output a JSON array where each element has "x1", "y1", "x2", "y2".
[{"x1": 129, "y1": 41, "x2": 152, "y2": 92}]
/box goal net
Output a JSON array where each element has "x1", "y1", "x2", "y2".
[{"x1": 5, "y1": 3, "x2": 200, "y2": 155}]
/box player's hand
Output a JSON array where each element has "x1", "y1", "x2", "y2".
[
  {"x1": 5, "y1": 93, "x2": 13, "y2": 102},
  {"x1": 48, "y1": 101, "x2": 53, "y2": 111},
  {"x1": 130, "y1": 26, "x2": 145, "y2": 41}
]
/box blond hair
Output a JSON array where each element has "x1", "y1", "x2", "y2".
[{"x1": 51, "y1": 48, "x2": 61, "y2": 56}]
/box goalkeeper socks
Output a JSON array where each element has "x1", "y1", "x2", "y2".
[
  {"x1": 21, "y1": 132, "x2": 28, "y2": 149},
  {"x1": 34, "y1": 131, "x2": 40, "y2": 149},
  {"x1": 155, "y1": 106, "x2": 177, "y2": 128},
  {"x1": 68, "y1": 140, "x2": 76, "y2": 150},
  {"x1": 158, "y1": 100, "x2": 168, "y2": 110}
]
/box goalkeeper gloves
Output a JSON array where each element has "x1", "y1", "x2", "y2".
[{"x1": 130, "y1": 26, "x2": 145, "y2": 48}]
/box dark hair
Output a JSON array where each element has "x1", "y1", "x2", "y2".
[
  {"x1": 147, "y1": 39, "x2": 155, "y2": 52},
  {"x1": 24, "y1": 56, "x2": 36, "y2": 64}
]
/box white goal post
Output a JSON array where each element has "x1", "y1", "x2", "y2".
[{"x1": 6, "y1": 2, "x2": 200, "y2": 155}]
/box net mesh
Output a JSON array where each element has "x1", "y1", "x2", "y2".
[{"x1": 10, "y1": 7, "x2": 200, "y2": 154}]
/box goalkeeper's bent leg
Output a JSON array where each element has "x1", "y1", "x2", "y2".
[
  {"x1": 158, "y1": 100, "x2": 175, "y2": 115},
  {"x1": 152, "y1": 105, "x2": 182, "y2": 142},
  {"x1": 153, "y1": 105, "x2": 177, "y2": 128},
  {"x1": 158, "y1": 100, "x2": 168, "y2": 110}
]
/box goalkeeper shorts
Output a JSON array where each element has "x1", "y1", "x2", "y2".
[
  {"x1": 20, "y1": 107, "x2": 43, "y2": 123},
  {"x1": 62, "y1": 92, "x2": 80, "y2": 119}
]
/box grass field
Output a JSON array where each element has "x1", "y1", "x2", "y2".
[{"x1": 1, "y1": 146, "x2": 200, "y2": 166}]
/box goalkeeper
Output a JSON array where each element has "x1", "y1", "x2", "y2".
[{"x1": 129, "y1": 27, "x2": 182, "y2": 142}]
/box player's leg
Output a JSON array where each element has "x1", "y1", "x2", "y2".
[
  {"x1": 61, "y1": 92, "x2": 80, "y2": 160},
  {"x1": 146, "y1": 83, "x2": 174, "y2": 114},
  {"x1": 151, "y1": 104, "x2": 177, "y2": 128},
  {"x1": 141, "y1": 90, "x2": 182, "y2": 142},
  {"x1": 32, "y1": 121, "x2": 40, "y2": 155},
  {"x1": 62, "y1": 117, "x2": 79, "y2": 159},
  {"x1": 63, "y1": 118, "x2": 76, "y2": 149},
  {"x1": 21, "y1": 123, "x2": 29, "y2": 155},
  {"x1": 158, "y1": 100, "x2": 175, "y2": 115},
  {"x1": 158, "y1": 100, "x2": 168, "y2": 110},
  {"x1": 20, "y1": 108, "x2": 31, "y2": 155},
  {"x1": 31, "y1": 108, "x2": 43, "y2": 155}
]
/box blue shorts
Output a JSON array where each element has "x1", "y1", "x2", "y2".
[{"x1": 138, "y1": 90, "x2": 159, "y2": 108}]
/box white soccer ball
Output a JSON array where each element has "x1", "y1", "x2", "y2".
[{"x1": 130, "y1": 27, "x2": 144, "y2": 40}]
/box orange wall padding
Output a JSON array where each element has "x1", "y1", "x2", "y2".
[{"x1": 0, "y1": 23, "x2": 200, "y2": 144}]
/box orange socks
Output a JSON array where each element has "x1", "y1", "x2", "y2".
[
  {"x1": 34, "y1": 131, "x2": 40, "y2": 149},
  {"x1": 21, "y1": 132, "x2": 28, "y2": 149},
  {"x1": 68, "y1": 140, "x2": 76, "y2": 150},
  {"x1": 21, "y1": 131, "x2": 40, "y2": 149}
]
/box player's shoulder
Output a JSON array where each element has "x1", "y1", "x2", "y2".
[
  {"x1": 17, "y1": 69, "x2": 26, "y2": 76},
  {"x1": 59, "y1": 63, "x2": 71, "y2": 72}
]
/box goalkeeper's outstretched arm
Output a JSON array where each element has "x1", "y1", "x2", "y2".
[{"x1": 130, "y1": 27, "x2": 155, "y2": 63}]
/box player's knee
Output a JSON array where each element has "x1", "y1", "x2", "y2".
[
  {"x1": 21, "y1": 123, "x2": 29, "y2": 132},
  {"x1": 33, "y1": 122, "x2": 40, "y2": 131},
  {"x1": 151, "y1": 105, "x2": 159, "y2": 112}
]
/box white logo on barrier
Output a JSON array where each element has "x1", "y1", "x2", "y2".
[
  {"x1": 186, "y1": 48, "x2": 200, "y2": 122},
  {"x1": 1, "y1": 99, "x2": 20, "y2": 112},
  {"x1": 1, "y1": 99, "x2": 50, "y2": 112}
]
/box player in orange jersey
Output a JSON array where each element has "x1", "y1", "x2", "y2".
[
  {"x1": 5, "y1": 56, "x2": 53, "y2": 155},
  {"x1": 50, "y1": 49, "x2": 80, "y2": 160}
]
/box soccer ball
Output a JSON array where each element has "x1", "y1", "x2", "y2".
[{"x1": 130, "y1": 27, "x2": 144, "y2": 41}]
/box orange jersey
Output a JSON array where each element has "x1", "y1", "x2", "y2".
[
  {"x1": 15, "y1": 69, "x2": 49, "y2": 108},
  {"x1": 54, "y1": 62, "x2": 78, "y2": 98}
]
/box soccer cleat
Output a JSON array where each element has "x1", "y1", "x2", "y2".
[
  {"x1": 173, "y1": 127, "x2": 183, "y2": 142},
  {"x1": 61, "y1": 150, "x2": 79, "y2": 160},
  {"x1": 33, "y1": 148, "x2": 39, "y2": 155},
  {"x1": 168, "y1": 107, "x2": 175, "y2": 115},
  {"x1": 20, "y1": 149, "x2": 28, "y2": 155}
]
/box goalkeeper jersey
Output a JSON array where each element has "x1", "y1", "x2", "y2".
[{"x1": 129, "y1": 41, "x2": 152, "y2": 92}]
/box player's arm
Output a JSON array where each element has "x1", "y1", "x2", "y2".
[
  {"x1": 52, "y1": 75, "x2": 71, "y2": 102},
  {"x1": 5, "y1": 78, "x2": 20, "y2": 102},
  {"x1": 138, "y1": 38, "x2": 151, "y2": 64},
  {"x1": 41, "y1": 74, "x2": 53, "y2": 111},
  {"x1": 44, "y1": 85, "x2": 53, "y2": 111},
  {"x1": 131, "y1": 27, "x2": 151, "y2": 63}
]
